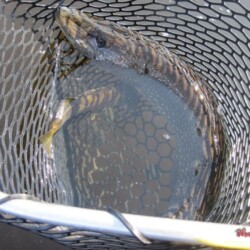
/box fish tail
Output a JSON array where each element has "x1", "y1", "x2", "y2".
[{"x1": 39, "y1": 129, "x2": 55, "y2": 159}]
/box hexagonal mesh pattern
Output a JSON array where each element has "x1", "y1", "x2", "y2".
[{"x1": 0, "y1": 0, "x2": 250, "y2": 248}]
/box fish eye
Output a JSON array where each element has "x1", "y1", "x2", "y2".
[{"x1": 96, "y1": 37, "x2": 106, "y2": 48}]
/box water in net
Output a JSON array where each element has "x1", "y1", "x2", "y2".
[{"x1": 40, "y1": 42, "x2": 226, "y2": 220}]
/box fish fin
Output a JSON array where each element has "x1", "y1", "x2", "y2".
[{"x1": 39, "y1": 130, "x2": 55, "y2": 159}]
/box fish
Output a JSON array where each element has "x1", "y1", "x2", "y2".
[
  {"x1": 55, "y1": 6, "x2": 223, "y2": 159},
  {"x1": 40, "y1": 85, "x2": 129, "y2": 158},
  {"x1": 54, "y1": 7, "x2": 225, "y2": 219}
]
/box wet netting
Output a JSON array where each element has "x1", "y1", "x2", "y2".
[{"x1": 0, "y1": 0, "x2": 250, "y2": 249}]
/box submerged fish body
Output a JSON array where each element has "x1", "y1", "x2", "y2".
[
  {"x1": 53, "y1": 7, "x2": 225, "y2": 218},
  {"x1": 40, "y1": 85, "x2": 126, "y2": 158}
]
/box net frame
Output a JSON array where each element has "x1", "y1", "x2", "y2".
[{"x1": 0, "y1": 0, "x2": 250, "y2": 249}]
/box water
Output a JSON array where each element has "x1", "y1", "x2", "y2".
[{"x1": 45, "y1": 54, "x2": 225, "y2": 220}]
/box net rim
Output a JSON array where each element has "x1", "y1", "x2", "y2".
[{"x1": 0, "y1": 191, "x2": 249, "y2": 249}]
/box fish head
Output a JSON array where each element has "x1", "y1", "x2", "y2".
[
  {"x1": 56, "y1": 7, "x2": 133, "y2": 65},
  {"x1": 56, "y1": 7, "x2": 99, "y2": 58}
]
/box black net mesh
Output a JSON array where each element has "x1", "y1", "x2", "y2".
[{"x1": 0, "y1": 0, "x2": 250, "y2": 248}]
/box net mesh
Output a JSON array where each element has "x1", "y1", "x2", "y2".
[{"x1": 0, "y1": 0, "x2": 250, "y2": 248}]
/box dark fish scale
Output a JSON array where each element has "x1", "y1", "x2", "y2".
[{"x1": 70, "y1": 86, "x2": 123, "y2": 121}]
